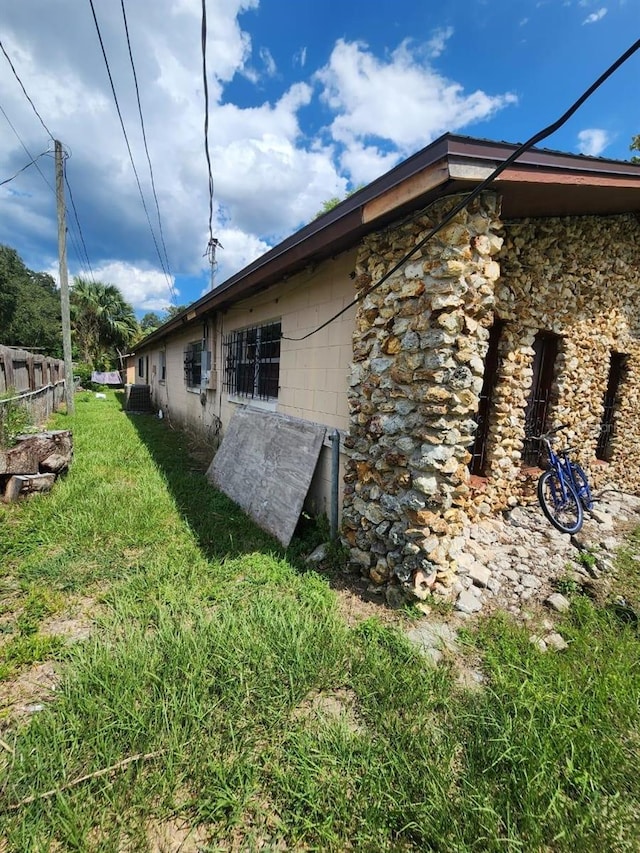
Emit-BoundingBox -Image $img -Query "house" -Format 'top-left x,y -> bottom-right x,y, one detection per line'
129,133 -> 640,598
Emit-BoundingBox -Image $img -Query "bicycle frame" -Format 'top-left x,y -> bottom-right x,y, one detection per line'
540,437 -> 575,504
534,425 -> 594,535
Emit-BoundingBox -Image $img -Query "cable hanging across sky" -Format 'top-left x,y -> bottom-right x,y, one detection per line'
87,0 -> 176,305
282,36 -> 640,343
201,0 -> 223,288
119,0 -> 174,298
0,149 -> 51,187
0,96 -> 93,283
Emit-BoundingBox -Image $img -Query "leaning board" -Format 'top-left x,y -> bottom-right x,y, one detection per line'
206,407 -> 326,547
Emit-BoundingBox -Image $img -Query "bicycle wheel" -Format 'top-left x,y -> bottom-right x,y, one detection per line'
537,469 -> 584,534
569,462 -> 594,511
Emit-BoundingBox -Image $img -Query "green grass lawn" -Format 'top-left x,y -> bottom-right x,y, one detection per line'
1,392 -> 639,851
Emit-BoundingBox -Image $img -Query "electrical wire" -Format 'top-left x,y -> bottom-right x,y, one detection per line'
201,0 -> 218,284
119,0 -> 175,303
87,0 -> 175,302
0,102 -> 94,284
0,149 -> 51,187
64,170 -> 96,283
0,101 -> 55,193
282,36 -> 640,342
0,40 -> 55,142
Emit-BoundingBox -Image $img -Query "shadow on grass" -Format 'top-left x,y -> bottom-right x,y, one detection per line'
118,393 -> 324,568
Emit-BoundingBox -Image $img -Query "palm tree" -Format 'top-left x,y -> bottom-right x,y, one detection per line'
70,278 -> 138,369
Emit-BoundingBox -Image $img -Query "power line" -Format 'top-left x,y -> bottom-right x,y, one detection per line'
0,101 -> 55,194
0,149 -> 51,187
64,168 -> 96,284
119,0 -> 175,303
0,40 -> 55,142
282,36 -> 640,343
201,0 -> 220,288
87,0 -> 175,302
0,103 -> 93,282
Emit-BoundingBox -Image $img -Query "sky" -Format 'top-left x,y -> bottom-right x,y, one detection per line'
0,0 -> 638,316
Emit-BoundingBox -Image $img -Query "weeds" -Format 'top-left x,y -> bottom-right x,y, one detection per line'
0,391 -> 32,448
1,393 -> 639,850
577,549 -> 597,569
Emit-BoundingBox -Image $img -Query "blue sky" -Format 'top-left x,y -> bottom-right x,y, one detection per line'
0,0 -> 638,316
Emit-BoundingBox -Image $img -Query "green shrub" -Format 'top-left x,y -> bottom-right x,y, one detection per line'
0,390 -> 32,447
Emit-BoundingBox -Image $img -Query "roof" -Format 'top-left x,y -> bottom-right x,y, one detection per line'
135,133 -> 640,351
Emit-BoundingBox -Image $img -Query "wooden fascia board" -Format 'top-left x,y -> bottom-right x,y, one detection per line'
449,160 -> 640,191
362,160 -> 449,224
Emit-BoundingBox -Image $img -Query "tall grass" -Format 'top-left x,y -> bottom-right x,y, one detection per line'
1,393 -> 639,851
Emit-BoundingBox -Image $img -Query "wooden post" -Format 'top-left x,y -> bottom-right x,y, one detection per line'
55,140 -> 75,415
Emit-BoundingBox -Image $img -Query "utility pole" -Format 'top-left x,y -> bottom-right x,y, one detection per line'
55,140 -> 74,415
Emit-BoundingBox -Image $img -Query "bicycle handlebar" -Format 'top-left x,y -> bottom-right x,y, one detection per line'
530,423 -> 569,441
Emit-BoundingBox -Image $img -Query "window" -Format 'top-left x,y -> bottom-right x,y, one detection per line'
469,320 -> 503,476
597,352 -> 627,461
184,341 -> 203,388
522,332 -> 559,466
223,321 -> 281,400
137,356 -> 144,379
159,350 -> 166,382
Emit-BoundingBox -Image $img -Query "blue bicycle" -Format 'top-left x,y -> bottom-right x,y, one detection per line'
534,424 -> 594,534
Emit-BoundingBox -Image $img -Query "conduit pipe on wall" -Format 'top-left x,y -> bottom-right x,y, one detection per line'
330,429 -> 341,541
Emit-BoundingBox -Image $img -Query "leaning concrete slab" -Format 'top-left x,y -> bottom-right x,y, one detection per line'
206,407 -> 326,547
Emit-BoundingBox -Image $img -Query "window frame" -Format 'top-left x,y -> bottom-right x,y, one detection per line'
596,351 -> 627,462
222,320 -> 281,402
522,331 -> 559,467
469,319 -> 503,476
184,340 -> 203,389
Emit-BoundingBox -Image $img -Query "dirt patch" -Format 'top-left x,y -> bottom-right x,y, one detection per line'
0,595 -> 99,731
324,570 -> 411,629
40,595 -> 98,643
294,686 -> 366,735
145,817 -> 210,853
0,660 -> 59,729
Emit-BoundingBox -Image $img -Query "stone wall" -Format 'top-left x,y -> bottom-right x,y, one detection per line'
491,213 -> 640,501
343,195 -> 640,600
343,193 -> 504,596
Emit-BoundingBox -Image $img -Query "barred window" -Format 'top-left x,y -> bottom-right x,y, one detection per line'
223,321 -> 281,400
597,352 -> 627,462
184,341 -> 203,388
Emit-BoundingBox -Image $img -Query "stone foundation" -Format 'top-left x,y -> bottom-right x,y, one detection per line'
342,195 -> 640,600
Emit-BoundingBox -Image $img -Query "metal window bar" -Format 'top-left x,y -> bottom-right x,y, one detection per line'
469,320 -> 503,476
184,342 -> 203,387
223,322 -> 281,400
522,333 -> 559,466
596,352 -> 626,461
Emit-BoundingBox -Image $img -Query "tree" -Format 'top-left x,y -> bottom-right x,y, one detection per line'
163,304 -> 187,320
0,245 -> 62,356
314,186 -> 365,220
0,247 -> 21,337
70,278 -> 138,369
631,134 -> 640,164
140,311 -> 163,332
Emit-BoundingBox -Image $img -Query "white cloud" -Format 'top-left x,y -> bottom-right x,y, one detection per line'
426,27 -> 454,59
583,7 -> 607,22
316,39 -> 517,182
259,47 -> 277,76
577,128 -> 611,156
0,2 -> 519,314
87,262 -> 178,312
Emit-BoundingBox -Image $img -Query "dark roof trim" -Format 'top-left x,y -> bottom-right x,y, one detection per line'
135,133 -> 640,351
